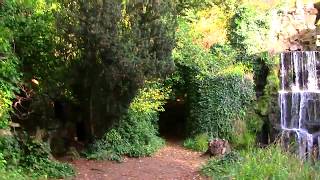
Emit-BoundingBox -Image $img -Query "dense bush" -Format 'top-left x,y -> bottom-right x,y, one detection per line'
4,0 -> 62,84
58,0 -> 177,138
228,4 -> 271,61
186,65 -> 256,141
0,0 -> 73,134
173,19 -> 262,149
0,5 -> 20,129
201,151 -> 240,178
0,0 -> 68,105
0,140 -> 26,180
201,145 -> 320,179
19,135 -> 74,178
232,110 -> 263,149
173,20 -> 219,73
0,1 -> 75,178
0,40 -> 19,129
86,81 -> 170,161
0,135 -> 74,179
0,163 -> 26,180
181,63 -> 263,149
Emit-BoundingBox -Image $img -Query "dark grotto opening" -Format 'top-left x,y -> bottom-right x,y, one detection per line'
254,58 -> 269,98
76,120 -> 87,142
159,99 -> 187,141
259,119 -> 271,145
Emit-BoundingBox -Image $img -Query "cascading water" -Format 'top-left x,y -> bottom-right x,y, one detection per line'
280,51 -> 320,159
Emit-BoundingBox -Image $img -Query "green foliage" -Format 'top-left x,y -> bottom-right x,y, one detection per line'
1,0 -> 65,92
0,4 -> 21,129
0,2 -> 75,177
231,110 -> 264,149
0,151 -> 26,180
183,133 -> 209,152
228,4 -> 271,62
201,146 -> 320,179
201,151 -> 240,178
211,0 -> 239,11
0,0 -> 72,131
57,0 -> 177,135
0,168 -> 27,180
210,43 -> 237,66
257,55 -> 280,116
186,65 -> 255,140
86,81 -> 170,161
172,19 -> 259,145
176,0 -> 212,13
0,135 -> 74,179
173,20 -> 219,74
19,135 -> 74,178
0,136 -> 22,168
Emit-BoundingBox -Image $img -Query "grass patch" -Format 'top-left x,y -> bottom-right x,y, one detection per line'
183,133 -> 209,152
201,145 -> 320,179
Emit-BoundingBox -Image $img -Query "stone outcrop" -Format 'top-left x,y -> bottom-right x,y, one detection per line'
270,2 -> 319,52
207,138 -> 231,157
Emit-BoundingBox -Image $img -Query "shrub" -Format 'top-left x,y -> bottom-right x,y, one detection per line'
201,145 -> 320,179
0,136 -> 22,168
201,151 -> 240,178
173,20 -> 219,74
18,135 -> 74,178
0,135 -> 74,179
191,5 -> 234,48
186,64 -> 256,141
0,168 -> 26,180
86,81 -> 170,161
0,152 -> 26,180
173,18 -> 261,146
0,12 -> 20,129
183,133 -> 209,152
228,4 -> 271,61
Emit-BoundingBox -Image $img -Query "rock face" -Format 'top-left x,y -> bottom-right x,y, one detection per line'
265,1 -> 320,144
207,138 -> 231,157
270,2 -> 320,52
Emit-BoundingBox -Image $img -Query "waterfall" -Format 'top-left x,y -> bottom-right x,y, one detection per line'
280,51 -> 320,159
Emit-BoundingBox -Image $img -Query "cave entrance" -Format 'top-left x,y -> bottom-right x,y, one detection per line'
159,99 -> 187,141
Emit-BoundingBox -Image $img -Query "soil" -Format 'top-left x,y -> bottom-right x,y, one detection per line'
65,140 -> 209,180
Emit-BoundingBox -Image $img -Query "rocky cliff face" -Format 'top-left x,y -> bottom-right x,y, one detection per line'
270,3 -> 319,52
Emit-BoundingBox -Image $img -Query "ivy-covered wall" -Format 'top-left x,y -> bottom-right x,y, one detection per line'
171,18 -> 264,149
186,66 -> 257,142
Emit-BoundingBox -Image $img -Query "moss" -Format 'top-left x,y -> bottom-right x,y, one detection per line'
256,57 -> 280,116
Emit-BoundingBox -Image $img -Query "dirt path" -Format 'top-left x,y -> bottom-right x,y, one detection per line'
68,141 -> 209,180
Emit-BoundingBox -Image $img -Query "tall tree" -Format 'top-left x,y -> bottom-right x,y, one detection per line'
58,0 -> 177,138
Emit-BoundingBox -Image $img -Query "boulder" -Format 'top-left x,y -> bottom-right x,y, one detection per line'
207,138 -> 231,157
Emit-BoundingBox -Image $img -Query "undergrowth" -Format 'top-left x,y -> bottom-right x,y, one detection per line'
85,81 -> 170,161
201,145 -> 320,179
0,135 -> 74,179
183,133 -> 209,152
